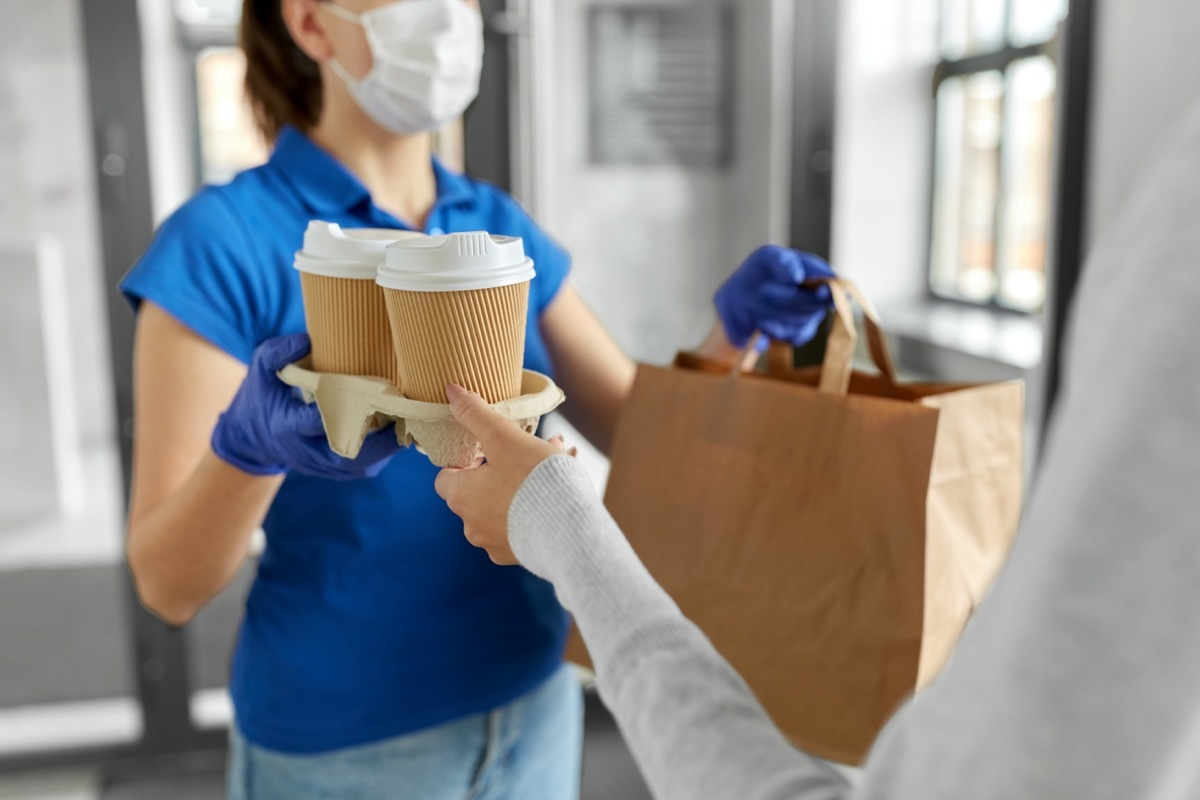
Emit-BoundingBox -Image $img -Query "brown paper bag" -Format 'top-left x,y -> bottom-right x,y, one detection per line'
567,279 -> 1024,765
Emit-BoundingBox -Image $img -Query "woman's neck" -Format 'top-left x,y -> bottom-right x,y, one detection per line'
308,100 -> 438,231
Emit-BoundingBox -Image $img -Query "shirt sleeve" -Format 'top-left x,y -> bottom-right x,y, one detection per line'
525,226 -> 572,316
119,188 -> 266,364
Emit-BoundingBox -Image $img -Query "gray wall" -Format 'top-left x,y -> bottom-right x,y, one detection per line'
1084,0 -> 1200,253
0,0 -> 114,448
831,0 -> 939,305
541,0 -> 795,365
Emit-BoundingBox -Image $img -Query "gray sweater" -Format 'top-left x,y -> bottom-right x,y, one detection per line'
508,101 -> 1200,800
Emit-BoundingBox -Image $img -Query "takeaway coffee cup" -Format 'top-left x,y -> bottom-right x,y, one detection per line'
376,232 -> 535,404
293,222 -> 423,383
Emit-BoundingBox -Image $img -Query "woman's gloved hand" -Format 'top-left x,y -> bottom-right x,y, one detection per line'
211,333 -> 401,481
714,245 -> 837,349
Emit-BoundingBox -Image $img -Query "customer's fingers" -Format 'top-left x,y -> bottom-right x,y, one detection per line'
434,464 -> 471,506
446,384 -> 522,457
463,527 -> 518,566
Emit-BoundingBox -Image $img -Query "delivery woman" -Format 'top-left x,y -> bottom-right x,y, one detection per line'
120,0 -> 834,797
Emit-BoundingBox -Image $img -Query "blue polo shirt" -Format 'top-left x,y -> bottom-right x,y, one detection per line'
121,126 -> 571,754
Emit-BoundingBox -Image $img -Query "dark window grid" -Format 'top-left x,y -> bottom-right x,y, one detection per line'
927,0 -> 1060,314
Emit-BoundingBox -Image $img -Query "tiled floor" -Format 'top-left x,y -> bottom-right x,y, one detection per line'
0,771 -> 96,800
0,771 -> 230,800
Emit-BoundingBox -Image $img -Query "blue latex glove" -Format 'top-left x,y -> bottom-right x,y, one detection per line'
211,333 -> 401,481
714,245 -> 837,349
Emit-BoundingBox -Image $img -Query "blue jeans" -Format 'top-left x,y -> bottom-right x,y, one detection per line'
227,666 -> 583,800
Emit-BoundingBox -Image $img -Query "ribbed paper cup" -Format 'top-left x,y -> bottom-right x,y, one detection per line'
378,232 -> 536,404
383,282 -> 529,403
294,222 -> 422,384
300,272 -> 398,384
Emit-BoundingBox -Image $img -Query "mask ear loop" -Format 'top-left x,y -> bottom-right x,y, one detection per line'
327,57 -> 360,89
320,2 -> 365,89
322,1 -> 363,25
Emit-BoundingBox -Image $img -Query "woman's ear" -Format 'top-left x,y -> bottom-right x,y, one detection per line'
281,0 -> 335,63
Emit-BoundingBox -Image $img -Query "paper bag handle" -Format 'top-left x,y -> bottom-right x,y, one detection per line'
768,277 -> 898,396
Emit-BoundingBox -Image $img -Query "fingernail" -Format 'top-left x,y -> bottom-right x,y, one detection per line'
445,384 -> 467,401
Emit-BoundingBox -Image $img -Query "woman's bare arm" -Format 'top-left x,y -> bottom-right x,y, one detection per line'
539,286 -> 637,455
126,303 -> 283,626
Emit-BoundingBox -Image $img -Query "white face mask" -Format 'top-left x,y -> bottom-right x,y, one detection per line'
323,0 -> 484,136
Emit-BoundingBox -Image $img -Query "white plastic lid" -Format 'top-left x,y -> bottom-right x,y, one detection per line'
376,232 -> 536,292
293,221 -> 422,279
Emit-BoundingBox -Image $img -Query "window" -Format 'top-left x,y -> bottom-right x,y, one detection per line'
929,0 -> 1066,312
175,0 -> 241,28
195,47 -> 270,184
176,3 -> 269,184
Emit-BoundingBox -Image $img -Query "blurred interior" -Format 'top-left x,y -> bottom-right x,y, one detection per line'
0,0 -> 1197,796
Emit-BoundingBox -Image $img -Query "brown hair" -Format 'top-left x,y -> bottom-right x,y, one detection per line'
240,0 -> 324,142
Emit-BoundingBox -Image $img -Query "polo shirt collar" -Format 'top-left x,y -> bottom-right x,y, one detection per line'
431,155 -> 476,209
271,125 -> 477,216
271,125 -> 371,214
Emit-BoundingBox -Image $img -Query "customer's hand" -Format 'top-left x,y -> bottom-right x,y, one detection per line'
435,385 -> 571,565
211,333 -> 401,480
714,245 -> 837,348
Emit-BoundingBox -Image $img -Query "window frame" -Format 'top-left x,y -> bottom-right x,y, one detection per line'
927,1 -> 1064,314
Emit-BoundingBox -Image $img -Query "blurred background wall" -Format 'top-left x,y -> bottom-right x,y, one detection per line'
0,0 -> 113,449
